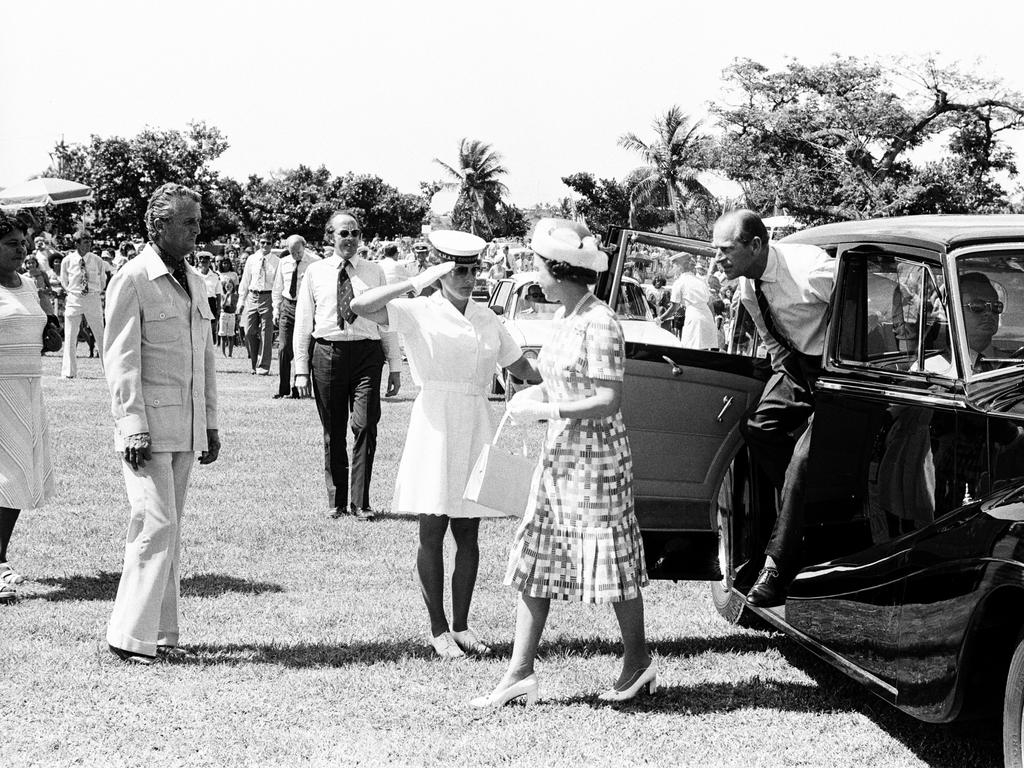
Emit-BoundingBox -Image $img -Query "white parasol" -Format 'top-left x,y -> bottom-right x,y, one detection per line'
0,177 -> 93,209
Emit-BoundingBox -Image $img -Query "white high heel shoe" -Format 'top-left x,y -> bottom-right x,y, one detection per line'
470,675 -> 540,708
597,663 -> 658,702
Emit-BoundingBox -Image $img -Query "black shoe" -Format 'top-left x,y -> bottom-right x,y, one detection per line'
327,507 -> 348,519
352,506 -> 376,522
746,567 -> 786,608
272,393 -> 285,399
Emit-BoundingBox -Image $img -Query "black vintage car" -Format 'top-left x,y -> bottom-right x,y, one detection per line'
597,215 -> 1024,766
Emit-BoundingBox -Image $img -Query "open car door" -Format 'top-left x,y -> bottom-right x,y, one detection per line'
596,228 -> 770,580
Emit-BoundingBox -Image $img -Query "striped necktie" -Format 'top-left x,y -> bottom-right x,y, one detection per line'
337,262 -> 356,328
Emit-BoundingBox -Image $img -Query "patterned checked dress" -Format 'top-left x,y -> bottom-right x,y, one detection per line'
505,294 -> 648,603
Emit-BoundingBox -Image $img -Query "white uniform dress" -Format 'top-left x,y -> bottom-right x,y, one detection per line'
386,292 -> 522,518
671,272 -> 718,349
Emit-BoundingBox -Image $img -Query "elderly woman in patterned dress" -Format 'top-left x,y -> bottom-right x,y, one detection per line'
471,219 -> 653,708
0,210 -> 56,604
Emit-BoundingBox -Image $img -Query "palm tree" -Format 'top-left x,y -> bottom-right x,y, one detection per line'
433,138 -> 510,237
618,107 -> 717,235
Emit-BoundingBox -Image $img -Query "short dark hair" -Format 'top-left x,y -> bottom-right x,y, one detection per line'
960,272 -> 997,296
384,244 -> 398,257
653,275 -> 666,288
540,256 -> 597,286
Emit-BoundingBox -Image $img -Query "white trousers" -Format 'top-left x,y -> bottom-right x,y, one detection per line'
107,451 -> 193,656
62,294 -> 105,378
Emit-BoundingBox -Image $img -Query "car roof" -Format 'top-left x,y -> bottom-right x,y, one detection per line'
783,215 -> 1024,252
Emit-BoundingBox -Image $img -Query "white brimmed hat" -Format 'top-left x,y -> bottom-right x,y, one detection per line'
529,218 -> 607,272
427,230 -> 486,264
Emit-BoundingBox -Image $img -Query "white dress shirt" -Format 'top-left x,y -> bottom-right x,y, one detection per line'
292,253 -> 401,375
59,251 -> 110,296
738,242 -> 835,360
237,249 -> 280,306
272,250 -> 321,316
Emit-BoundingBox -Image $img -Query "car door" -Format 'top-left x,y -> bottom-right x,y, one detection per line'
784,244 -> 958,693
598,228 -> 769,580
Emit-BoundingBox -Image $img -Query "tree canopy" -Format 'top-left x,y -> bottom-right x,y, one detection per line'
712,56 -> 1024,223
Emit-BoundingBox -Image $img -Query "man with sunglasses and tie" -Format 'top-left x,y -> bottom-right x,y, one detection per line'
293,211 -> 402,521
711,209 -> 835,608
58,229 -> 110,379
272,234 -> 320,399
926,272 -> 1004,376
237,232 -> 280,375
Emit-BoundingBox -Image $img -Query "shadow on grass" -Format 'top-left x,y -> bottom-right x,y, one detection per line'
32,571 -> 284,602
773,642 -> 1002,768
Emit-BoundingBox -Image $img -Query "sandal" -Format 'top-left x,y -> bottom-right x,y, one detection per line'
0,582 -> 16,604
451,627 -> 492,656
0,563 -> 24,586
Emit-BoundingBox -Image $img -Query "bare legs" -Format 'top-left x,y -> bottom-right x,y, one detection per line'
495,591 -> 651,692
417,515 -> 480,636
0,507 -> 20,563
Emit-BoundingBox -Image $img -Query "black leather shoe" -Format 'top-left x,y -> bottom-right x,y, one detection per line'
746,567 -> 786,608
327,507 -> 348,519
352,506 -> 376,522
109,644 -> 156,665
272,393 -> 285,399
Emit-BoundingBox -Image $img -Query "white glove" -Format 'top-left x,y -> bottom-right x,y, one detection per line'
507,391 -> 560,422
509,385 -> 546,405
409,261 -> 456,294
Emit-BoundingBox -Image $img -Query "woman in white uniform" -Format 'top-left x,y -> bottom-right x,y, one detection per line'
668,252 -> 719,349
351,230 -> 537,658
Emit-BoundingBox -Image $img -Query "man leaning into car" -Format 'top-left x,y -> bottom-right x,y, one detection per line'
712,209 -> 835,608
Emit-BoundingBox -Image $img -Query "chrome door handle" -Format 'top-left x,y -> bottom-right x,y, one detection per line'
661,355 -> 683,377
716,396 -> 735,422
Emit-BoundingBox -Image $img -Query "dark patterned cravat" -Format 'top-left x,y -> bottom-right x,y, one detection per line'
337,262 -> 356,328
754,279 -> 794,353
80,256 -> 89,294
172,261 -> 192,300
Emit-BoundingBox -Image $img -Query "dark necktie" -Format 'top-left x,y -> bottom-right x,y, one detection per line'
337,262 -> 356,328
172,262 -> 192,300
80,256 -> 89,294
754,279 -> 794,353
289,259 -> 300,299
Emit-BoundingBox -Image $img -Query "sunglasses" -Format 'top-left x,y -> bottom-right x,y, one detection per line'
452,265 -> 482,277
335,229 -> 360,238
965,300 -> 1004,315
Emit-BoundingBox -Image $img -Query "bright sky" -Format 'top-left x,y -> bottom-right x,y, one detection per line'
4,0 -> 1024,206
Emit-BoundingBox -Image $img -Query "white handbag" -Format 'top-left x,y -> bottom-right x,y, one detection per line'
463,412 -> 537,517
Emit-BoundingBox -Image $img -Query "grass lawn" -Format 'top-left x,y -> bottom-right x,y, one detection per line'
0,350 -> 1005,767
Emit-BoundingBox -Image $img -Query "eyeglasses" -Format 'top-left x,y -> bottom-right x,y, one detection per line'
452,265 -> 482,276
335,229 -> 360,238
965,300 -> 1004,315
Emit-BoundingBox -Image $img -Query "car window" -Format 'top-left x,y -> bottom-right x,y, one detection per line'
514,284 -> 558,319
834,250 -> 950,376
954,250 -> 1024,374
491,280 -> 514,311
618,282 -> 655,321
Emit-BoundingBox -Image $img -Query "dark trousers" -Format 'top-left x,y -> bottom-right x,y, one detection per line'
277,299 -> 297,397
310,338 -> 384,510
739,352 -> 822,573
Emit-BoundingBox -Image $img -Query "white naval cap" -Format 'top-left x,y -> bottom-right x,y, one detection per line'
427,230 -> 487,264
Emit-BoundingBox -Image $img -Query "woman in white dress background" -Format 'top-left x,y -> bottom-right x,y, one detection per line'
0,210 -> 55,603
668,251 -> 719,350
351,230 -> 537,658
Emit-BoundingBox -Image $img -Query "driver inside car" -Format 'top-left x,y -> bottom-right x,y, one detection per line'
925,272 -> 1002,375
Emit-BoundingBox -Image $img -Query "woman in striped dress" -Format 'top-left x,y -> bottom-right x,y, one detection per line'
471,219 -> 653,708
0,210 -> 55,604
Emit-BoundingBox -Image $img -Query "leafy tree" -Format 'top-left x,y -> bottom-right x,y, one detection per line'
434,138 -> 510,237
561,172 -> 672,236
618,107 -> 718,235
712,56 -> 1024,222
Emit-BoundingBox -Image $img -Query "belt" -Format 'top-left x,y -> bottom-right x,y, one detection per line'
251,290 -> 271,295
314,337 -> 380,346
419,380 -> 486,396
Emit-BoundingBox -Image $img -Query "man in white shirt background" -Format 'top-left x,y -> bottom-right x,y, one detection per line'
59,229 -> 110,378
237,232 -> 280,375
272,234 -> 320,399
293,211 -> 402,521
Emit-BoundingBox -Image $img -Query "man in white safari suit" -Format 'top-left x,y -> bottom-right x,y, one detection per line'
103,182 -> 220,664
